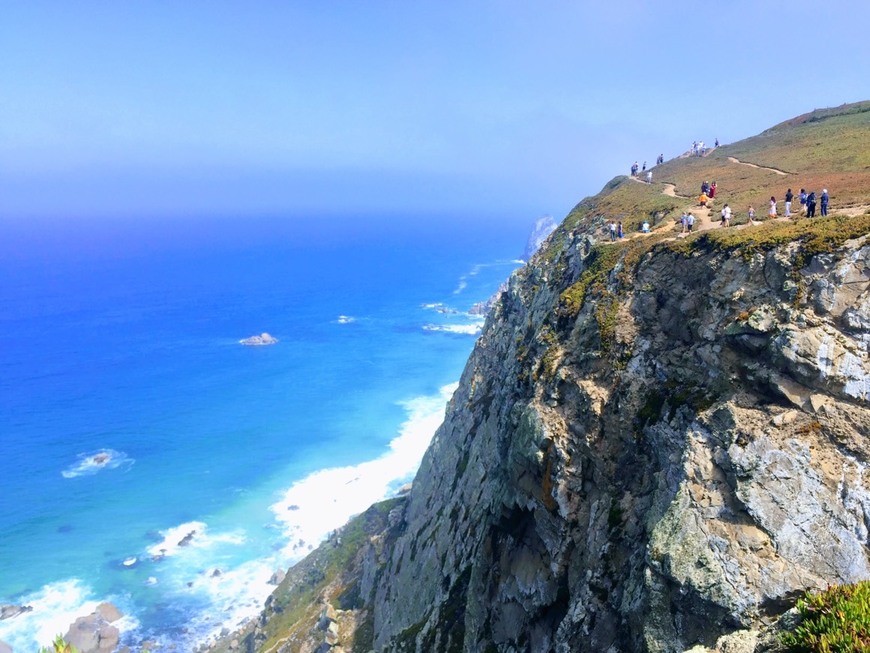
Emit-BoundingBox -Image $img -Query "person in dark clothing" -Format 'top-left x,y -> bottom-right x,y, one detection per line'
701,181 -> 709,195
821,189 -> 829,216
785,188 -> 793,217
799,188 -> 807,214
806,191 -> 817,218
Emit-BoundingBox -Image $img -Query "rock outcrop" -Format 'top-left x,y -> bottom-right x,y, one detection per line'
65,602 -> 123,653
359,220 -> 870,652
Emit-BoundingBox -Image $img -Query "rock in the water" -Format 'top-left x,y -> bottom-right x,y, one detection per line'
0,639 -> 13,653
240,332 -> 278,346
65,603 -> 122,653
0,604 -> 32,620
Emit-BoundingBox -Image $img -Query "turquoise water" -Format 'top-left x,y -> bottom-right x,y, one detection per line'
0,213 -> 528,650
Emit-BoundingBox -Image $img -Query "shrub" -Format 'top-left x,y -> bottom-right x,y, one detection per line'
39,636 -> 79,653
781,581 -> 870,652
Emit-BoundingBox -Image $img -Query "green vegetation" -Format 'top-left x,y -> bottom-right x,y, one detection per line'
781,581 -> 870,652
558,244 -> 621,318
665,213 -> 870,264
38,637 -> 78,653
246,497 -> 404,652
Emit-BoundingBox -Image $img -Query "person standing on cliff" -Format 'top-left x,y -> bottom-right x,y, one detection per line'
769,196 -> 777,218
631,162 -> 638,177
709,181 -> 717,199
617,221 -> 624,239
821,189 -> 829,216
785,188 -> 793,217
646,170 -> 653,184
687,213 -> 695,232
720,204 -> 732,227
806,191 -> 817,218
609,220 -> 617,241
748,205 -> 756,223
799,188 -> 807,214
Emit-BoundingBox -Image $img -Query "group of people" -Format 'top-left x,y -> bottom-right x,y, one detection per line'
690,138 -> 719,157
608,220 -> 625,240
630,161 -> 654,183
769,188 -> 829,219
679,212 -> 697,232
698,180 -> 717,207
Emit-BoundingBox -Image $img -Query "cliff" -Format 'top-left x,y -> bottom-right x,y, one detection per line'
210,102 -> 870,653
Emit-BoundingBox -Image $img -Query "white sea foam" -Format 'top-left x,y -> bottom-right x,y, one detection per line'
11,385 -> 457,652
61,448 -> 133,478
335,315 -> 356,324
146,521 -> 245,560
422,322 -> 483,335
270,383 -> 456,559
0,579 -> 135,652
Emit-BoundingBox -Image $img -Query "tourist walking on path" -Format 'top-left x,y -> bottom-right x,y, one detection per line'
821,189 -> 829,216
617,221 -> 624,239
631,162 -> 638,177
748,206 -> 756,223
709,181 -> 717,199
720,204 -> 732,227
680,212 -> 688,233
785,188 -> 793,217
646,170 -> 652,184
687,213 -> 695,232
769,197 -> 777,218
699,192 -> 709,207
799,188 -> 807,215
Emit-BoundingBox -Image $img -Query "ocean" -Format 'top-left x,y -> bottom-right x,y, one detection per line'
0,212 -> 529,651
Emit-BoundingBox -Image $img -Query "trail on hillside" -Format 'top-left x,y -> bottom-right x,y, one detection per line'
727,156 -> 789,176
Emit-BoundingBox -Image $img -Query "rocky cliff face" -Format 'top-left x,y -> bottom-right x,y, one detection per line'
363,217 -> 870,652
209,103 -> 870,653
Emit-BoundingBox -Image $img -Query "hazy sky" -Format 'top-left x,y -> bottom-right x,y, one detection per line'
2,1 -> 869,223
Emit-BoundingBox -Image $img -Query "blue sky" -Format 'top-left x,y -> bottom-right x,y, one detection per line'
2,1 -> 869,223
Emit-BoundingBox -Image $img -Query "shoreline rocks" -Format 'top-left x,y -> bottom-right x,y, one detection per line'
0,604 -> 32,620
65,602 -> 122,653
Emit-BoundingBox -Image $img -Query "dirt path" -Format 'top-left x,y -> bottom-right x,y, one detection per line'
727,156 -> 789,176
836,204 -> 870,217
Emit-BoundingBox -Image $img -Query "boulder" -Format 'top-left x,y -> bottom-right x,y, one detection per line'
65,603 -> 123,653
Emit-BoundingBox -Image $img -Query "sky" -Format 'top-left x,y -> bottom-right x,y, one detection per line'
2,1 -> 869,224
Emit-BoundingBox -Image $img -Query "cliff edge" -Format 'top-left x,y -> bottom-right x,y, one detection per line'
210,101 -> 870,653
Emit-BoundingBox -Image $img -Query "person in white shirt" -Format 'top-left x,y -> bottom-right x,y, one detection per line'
720,204 -> 732,227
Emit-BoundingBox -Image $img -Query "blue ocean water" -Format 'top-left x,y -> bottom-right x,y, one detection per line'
0,213 -> 528,650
